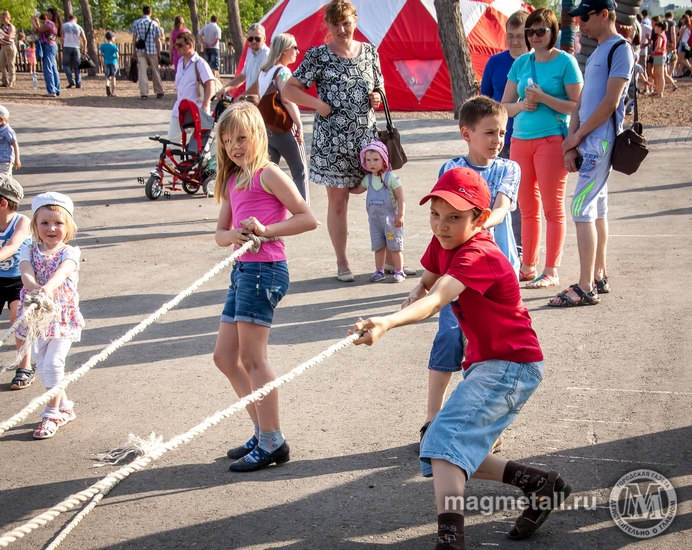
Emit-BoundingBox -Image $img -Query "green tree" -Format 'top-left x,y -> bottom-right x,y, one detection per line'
238,0 -> 275,30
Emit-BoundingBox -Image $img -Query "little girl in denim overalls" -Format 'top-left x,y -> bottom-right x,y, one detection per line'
357,142 -> 406,283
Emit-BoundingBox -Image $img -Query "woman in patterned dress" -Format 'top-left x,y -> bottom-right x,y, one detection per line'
284,0 -> 383,282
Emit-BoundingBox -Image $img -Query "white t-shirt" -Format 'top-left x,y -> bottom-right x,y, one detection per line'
199,23 -> 221,49
240,45 -> 269,88
62,21 -> 84,49
174,52 -> 214,116
257,65 -> 290,98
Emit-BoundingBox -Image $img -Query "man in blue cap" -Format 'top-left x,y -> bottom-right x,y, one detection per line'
551,0 -> 634,307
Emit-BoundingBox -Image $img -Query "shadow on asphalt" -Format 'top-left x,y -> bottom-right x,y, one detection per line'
1,428 -> 689,548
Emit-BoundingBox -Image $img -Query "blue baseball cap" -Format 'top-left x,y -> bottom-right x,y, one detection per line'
569,0 -> 616,17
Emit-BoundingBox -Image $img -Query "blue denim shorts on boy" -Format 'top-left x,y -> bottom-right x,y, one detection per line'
204,48 -> 220,70
0,276 -> 22,314
419,359 -> 543,478
428,303 -> 463,372
571,133 -> 613,222
104,64 -> 119,78
221,261 -> 289,327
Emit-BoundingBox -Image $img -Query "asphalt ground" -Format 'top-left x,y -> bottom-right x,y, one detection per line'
0,102 -> 690,549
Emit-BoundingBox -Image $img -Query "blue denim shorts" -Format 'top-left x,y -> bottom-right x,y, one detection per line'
221,261 -> 289,327
428,303 -> 463,372
420,359 -> 543,478
205,48 -> 220,70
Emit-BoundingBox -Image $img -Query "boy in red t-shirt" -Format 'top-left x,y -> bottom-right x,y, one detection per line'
353,167 -> 572,549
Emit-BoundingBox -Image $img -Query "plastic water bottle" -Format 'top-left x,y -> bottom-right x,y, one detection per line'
32,73 -> 38,90
527,78 -> 535,88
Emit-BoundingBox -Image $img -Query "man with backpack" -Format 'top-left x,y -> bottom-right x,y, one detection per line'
130,5 -> 164,100
552,0 -> 634,308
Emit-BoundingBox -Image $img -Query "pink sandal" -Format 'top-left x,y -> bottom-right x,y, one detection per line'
519,269 -> 537,282
34,417 -> 62,439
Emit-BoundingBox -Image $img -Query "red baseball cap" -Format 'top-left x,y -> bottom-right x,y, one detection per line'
419,167 -> 491,211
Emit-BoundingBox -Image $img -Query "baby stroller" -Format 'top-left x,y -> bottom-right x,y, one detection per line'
141,99 -> 229,200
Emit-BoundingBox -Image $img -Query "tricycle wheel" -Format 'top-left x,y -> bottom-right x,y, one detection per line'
202,171 -> 216,197
145,175 -> 163,200
182,181 -> 200,195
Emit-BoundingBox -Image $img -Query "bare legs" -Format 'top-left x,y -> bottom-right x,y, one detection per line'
213,321 -> 279,431
325,186 -> 351,275
426,370 -> 453,424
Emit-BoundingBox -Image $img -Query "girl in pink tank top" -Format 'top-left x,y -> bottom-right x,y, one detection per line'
212,102 -> 317,472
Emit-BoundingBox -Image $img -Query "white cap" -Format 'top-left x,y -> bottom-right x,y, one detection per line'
31,192 -> 74,217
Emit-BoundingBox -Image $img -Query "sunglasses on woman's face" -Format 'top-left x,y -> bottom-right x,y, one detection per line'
525,27 -> 551,38
580,11 -> 598,22
247,36 -> 262,42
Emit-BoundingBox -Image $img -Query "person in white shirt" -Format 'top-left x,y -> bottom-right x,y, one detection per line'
199,15 -> 222,77
61,14 -> 86,89
217,22 -> 269,97
168,31 -> 214,142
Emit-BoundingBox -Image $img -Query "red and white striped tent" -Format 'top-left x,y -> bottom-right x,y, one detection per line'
237,0 -> 528,111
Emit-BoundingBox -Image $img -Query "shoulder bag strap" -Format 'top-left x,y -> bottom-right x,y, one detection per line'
607,40 -> 628,137
265,66 -> 284,99
383,171 -> 390,189
374,89 -> 394,132
530,53 -> 537,85
144,19 -> 153,42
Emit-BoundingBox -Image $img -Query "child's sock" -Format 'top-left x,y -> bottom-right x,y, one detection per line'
502,460 -> 548,493
253,421 -> 260,440
41,406 -> 60,419
59,399 -> 74,411
258,429 -> 285,453
435,513 -> 465,550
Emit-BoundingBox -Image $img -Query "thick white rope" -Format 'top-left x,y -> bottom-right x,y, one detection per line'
0,331 -> 362,548
0,236 -> 280,437
0,303 -> 37,350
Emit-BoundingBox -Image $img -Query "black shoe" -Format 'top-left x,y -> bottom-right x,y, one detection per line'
226,435 -> 258,459
229,441 -> 290,472
76,84 -> 81,88
56,91 -> 60,96
106,84 -> 111,96
67,83 -> 74,89
156,93 -> 164,99
508,471 -> 572,540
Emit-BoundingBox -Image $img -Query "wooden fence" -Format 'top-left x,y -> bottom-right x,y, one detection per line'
14,42 -> 237,76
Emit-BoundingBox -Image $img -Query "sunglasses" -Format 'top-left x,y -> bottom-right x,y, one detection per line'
580,11 -> 599,22
175,42 -> 186,48
525,27 -> 551,37
247,36 -> 262,43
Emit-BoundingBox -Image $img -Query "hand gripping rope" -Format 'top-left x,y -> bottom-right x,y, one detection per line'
0,331 -> 363,548
0,235 -> 280,437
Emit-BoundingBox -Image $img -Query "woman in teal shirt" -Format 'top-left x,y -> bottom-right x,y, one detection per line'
502,8 -> 582,288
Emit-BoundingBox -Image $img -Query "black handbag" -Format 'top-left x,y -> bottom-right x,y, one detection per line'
374,89 -> 407,170
607,41 -> 649,175
78,53 -> 96,70
128,58 -> 138,83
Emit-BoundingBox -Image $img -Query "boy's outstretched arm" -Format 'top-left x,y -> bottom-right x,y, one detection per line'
353,274 -> 466,346
401,269 -> 440,308
482,192 -> 511,230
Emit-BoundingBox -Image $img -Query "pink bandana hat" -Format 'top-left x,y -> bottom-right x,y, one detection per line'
360,141 -> 390,172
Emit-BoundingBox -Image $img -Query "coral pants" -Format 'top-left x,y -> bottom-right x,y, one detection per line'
510,135 -> 567,268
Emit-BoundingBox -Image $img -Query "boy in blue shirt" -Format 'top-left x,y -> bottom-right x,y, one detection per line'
480,10 -> 529,252
99,32 -> 120,97
416,96 -> 520,445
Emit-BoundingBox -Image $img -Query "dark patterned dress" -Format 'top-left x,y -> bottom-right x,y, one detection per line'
292,43 -> 384,188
